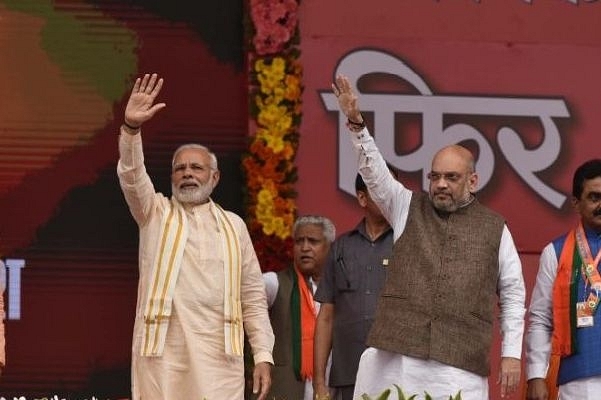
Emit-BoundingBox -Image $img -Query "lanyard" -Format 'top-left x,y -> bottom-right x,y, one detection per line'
576,223 -> 601,313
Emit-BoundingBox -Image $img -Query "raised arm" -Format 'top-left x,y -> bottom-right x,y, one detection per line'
117,73 -> 167,224
331,74 -> 412,239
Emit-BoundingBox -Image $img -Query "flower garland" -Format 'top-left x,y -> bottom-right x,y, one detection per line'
243,0 -> 302,272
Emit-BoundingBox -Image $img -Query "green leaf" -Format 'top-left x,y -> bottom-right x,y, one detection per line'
365,385 -> 461,399
393,384 -> 406,400
360,389 -> 392,400
375,388 -> 391,400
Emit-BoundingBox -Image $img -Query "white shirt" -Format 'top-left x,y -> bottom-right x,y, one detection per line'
525,242 -> 556,380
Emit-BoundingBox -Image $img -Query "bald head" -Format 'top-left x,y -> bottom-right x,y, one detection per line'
431,145 -> 475,174
428,145 -> 478,213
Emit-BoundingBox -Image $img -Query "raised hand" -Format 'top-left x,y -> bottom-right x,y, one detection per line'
124,73 -> 166,129
332,74 -> 363,123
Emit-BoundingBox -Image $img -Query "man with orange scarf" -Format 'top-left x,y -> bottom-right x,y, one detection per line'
527,159 -> 601,400
263,215 -> 335,400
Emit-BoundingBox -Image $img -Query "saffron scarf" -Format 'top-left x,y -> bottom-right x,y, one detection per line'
141,199 -> 243,357
551,228 -> 581,357
291,267 -> 316,381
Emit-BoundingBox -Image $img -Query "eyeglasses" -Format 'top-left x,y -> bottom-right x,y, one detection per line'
427,172 -> 464,183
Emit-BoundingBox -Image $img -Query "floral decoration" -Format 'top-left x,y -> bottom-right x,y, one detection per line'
243,0 -> 302,272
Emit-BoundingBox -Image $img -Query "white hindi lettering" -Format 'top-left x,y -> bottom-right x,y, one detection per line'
320,49 -> 570,208
1,259 -> 24,320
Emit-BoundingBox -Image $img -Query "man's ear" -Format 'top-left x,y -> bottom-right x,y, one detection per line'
467,172 -> 478,193
211,169 -> 221,188
571,195 -> 579,210
356,190 -> 368,207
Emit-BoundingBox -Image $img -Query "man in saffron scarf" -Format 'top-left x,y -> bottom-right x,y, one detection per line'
263,215 -> 335,400
332,75 -> 526,400
117,73 -> 274,400
527,159 -> 601,400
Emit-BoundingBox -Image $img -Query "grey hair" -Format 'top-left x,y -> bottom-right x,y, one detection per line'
293,215 -> 336,243
172,143 -> 218,170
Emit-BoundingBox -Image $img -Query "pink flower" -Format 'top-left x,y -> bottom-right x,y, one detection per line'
250,0 -> 299,55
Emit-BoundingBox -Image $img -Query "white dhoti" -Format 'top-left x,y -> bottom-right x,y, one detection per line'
353,347 -> 489,400
559,376 -> 601,400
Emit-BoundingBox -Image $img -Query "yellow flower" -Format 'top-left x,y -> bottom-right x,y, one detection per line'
245,0 -> 302,270
271,57 -> 286,75
257,104 -> 288,128
271,217 -> 289,239
265,135 -> 285,153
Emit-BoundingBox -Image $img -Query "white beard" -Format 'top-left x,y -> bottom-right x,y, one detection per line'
172,180 -> 214,205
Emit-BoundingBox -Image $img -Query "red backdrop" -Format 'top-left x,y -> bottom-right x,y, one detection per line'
1,0 -> 600,398
295,2 -> 601,399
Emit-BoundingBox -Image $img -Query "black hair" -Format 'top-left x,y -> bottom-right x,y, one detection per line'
573,159 -> 601,199
355,173 -> 367,193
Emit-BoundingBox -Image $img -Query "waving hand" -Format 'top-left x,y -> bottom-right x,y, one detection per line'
124,73 -> 166,129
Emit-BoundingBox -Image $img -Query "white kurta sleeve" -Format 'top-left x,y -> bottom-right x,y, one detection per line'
262,271 -> 279,308
237,219 -> 275,365
526,242 -> 557,380
498,225 -> 527,359
350,128 -> 412,241
117,130 -> 157,225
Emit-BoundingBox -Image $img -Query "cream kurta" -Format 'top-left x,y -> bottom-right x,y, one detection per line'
117,130 -> 274,400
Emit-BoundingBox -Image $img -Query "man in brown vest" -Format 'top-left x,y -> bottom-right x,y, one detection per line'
330,75 -> 526,400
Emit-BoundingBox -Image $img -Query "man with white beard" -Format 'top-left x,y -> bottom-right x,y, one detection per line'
117,73 -> 274,400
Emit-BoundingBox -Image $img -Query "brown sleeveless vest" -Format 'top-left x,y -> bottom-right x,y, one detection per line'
367,193 -> 504,376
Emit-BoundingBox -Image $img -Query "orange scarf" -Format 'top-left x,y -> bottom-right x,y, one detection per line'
551,229 -> 579,357
293,267 -> 316,380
